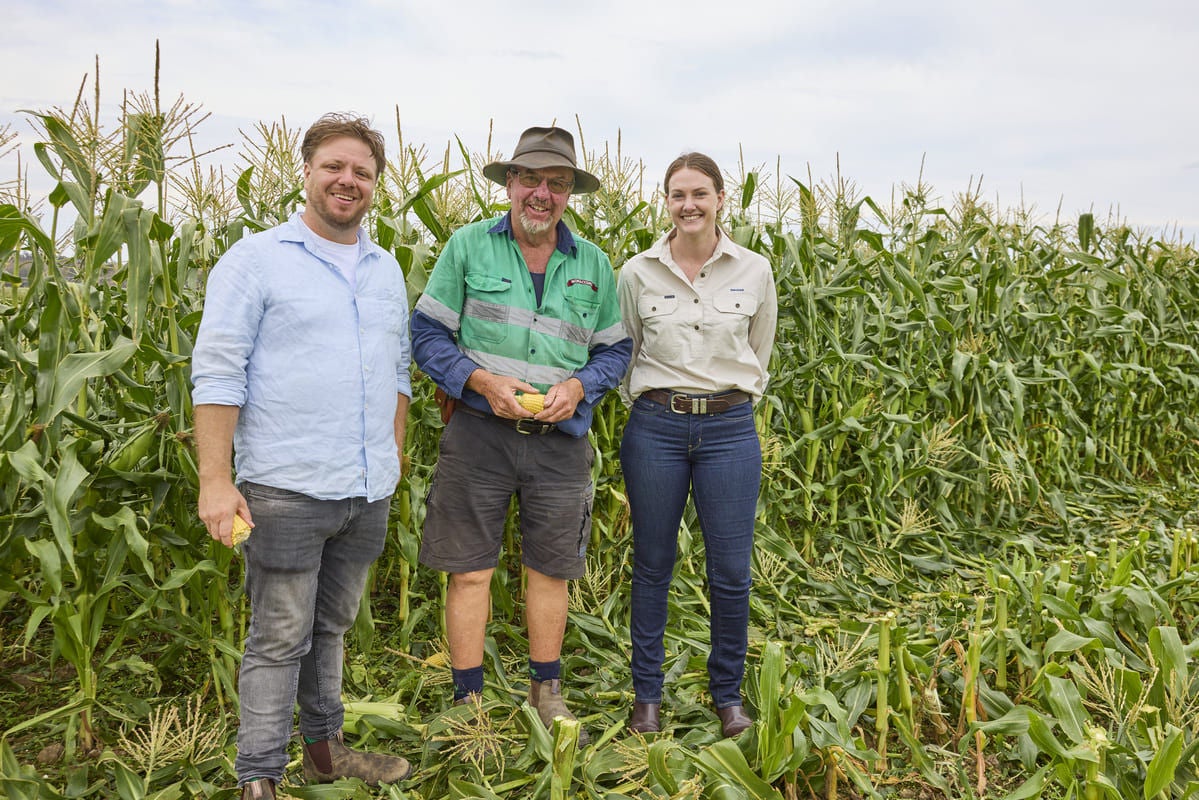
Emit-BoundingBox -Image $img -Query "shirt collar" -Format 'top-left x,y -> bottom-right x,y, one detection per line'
649,227 -> 733,265
281,212 -> 384,260
489,212 -> 578,256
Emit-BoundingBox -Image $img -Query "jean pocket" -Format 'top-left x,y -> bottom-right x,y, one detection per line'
633,395 -> 667,415
239,481 -> 304,501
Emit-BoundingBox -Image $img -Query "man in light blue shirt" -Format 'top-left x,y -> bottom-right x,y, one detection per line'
192,114 -> 412,799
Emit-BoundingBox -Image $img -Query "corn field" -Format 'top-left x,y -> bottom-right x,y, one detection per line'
1,67 -> 1198,800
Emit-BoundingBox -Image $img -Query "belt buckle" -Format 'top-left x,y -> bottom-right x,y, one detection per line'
668,394 -> 707,414
515,418 -> 546,435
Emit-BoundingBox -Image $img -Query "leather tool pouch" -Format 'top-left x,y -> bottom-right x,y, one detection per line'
433,387 -> 458,425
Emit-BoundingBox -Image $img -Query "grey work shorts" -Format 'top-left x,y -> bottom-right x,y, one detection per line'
418,409 -> 595,580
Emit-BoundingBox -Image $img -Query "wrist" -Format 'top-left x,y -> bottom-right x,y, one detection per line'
199,470 -> 234,486
464,368 -> 487,393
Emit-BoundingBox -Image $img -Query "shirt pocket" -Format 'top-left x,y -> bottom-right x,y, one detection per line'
710,289 -> 757,353
354,291 -> 408,379
358,289 -> 408,336
636,294 -> 681,360
712,289 -> 757,317
564,280 -> 601,329
462,272 -> 515,344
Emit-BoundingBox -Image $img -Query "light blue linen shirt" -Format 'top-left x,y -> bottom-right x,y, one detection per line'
191,213 -> 412,502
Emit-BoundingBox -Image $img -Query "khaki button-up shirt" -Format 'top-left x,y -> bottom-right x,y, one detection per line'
618,229 -> 777,402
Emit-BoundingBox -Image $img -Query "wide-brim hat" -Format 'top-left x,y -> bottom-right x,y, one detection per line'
481,126 -> 600,194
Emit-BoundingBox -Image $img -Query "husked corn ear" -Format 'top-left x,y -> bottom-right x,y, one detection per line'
231,514 -> 252,546
517,393 -> 545,413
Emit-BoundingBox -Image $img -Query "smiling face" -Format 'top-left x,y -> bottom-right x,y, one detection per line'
301,135 -> 378,244
506,166 -> 573,240
665,166 -> 724,237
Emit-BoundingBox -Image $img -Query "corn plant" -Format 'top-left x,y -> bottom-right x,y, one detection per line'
2,52 -> 1199,800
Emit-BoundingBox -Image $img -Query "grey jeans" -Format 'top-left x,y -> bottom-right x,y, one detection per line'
234,482 -> 388,785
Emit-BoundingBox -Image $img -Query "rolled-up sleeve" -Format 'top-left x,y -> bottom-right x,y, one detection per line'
394,290 -> 413,399
192,242 -> 264,407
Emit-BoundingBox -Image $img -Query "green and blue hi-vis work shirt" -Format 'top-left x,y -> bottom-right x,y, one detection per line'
411,214 -> 631,438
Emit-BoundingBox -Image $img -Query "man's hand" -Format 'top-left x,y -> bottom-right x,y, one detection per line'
194,404 -> 248,547
536,377 -> 585,423
466,370 -> 539,419
199,479 -> 252,548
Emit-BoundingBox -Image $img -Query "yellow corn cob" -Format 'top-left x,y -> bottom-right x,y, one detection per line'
231,514 -> 252,546
517,393 -> 545,413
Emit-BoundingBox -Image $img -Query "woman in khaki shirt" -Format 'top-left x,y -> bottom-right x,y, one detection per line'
618,153 -> 778,738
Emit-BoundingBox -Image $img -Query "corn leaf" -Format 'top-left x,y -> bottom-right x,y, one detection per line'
689,739 -> 783,800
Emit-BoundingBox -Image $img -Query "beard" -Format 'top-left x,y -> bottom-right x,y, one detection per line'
307,190 -> 368,237
518,211 -> 555,237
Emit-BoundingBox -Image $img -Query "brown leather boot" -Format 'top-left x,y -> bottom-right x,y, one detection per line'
240,778 -> 275,799
301,731 -> 411,785
629,702 -> 661,733
528,679 -> 590,745
716,704 -> 754,738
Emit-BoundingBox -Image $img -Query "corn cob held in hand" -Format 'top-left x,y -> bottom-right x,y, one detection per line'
517,393 -> 545,414
231,514 -> 253,546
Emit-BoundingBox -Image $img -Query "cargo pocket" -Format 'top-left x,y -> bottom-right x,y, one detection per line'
576,484 -> 595,558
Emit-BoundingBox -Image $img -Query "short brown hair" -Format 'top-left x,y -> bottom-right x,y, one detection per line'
301,113 -> 386,180
663,152 -> 724,194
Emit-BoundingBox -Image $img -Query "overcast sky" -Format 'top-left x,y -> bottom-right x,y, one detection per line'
2,0 -> 1196,239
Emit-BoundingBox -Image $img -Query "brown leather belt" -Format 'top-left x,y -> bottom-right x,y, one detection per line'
641,389 -> 752,415
457,404 -> 559,435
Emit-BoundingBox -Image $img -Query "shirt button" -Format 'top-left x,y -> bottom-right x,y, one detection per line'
694,325 -> 700,330
530,348 -> 537,354
693,298 -> 699,304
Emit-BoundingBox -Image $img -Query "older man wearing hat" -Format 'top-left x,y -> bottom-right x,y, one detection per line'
410,126 -> 631,742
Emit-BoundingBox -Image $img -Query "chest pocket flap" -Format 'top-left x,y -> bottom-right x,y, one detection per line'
713,290 -> 757,316
465,273 -> 512,294
637,294 -> 679,319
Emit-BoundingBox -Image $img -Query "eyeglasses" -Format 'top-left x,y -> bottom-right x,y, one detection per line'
510,169 -> 574,195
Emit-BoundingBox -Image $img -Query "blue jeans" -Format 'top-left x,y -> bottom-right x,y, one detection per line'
620,396 -> 761,708
235,482 -> 388,784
